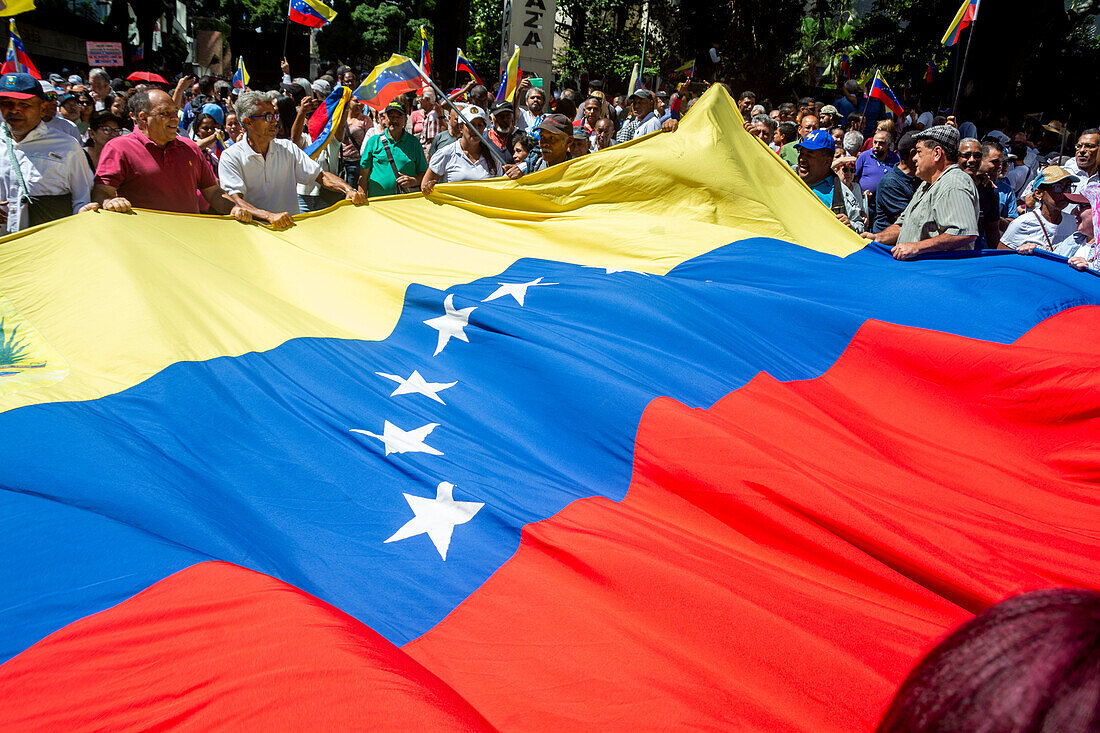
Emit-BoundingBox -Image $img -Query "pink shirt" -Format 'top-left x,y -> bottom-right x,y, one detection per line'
95,129 -> 217,214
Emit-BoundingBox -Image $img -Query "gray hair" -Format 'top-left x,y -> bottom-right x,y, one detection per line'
751,113 -> 777,133
843,130 -> 864,155
90,68 -> 110,84
960,136 -> 980,147
421,87 -> 436,102
844,79 -> 860,94
235,90 -> 274,121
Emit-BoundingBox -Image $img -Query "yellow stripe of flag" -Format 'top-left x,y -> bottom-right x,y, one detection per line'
0,87 -> 863,413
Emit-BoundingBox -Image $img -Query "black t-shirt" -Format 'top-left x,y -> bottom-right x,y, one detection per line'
975,181 -> 999,249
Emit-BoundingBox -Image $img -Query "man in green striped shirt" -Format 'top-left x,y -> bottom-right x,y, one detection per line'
863,125 -> 979,260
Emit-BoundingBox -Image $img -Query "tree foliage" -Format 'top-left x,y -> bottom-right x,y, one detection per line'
851,0 -> 1100,122
317,0 -> 433,70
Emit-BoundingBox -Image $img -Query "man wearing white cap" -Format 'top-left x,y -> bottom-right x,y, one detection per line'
39,82 -> 81,143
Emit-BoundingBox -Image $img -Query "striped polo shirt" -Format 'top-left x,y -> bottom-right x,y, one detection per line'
894,165 -> 979,247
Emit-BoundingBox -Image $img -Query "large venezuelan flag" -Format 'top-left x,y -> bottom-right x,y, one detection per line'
0,87 -> 1098,730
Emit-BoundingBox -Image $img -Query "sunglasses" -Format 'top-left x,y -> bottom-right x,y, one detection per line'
959,151 -> 982,159
1044,183 -> 1069,194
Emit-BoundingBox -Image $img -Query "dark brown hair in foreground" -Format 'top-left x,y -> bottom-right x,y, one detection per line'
877,588 -> 1100,732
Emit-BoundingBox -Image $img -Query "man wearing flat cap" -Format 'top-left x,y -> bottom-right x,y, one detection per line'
863,124 -> 979,260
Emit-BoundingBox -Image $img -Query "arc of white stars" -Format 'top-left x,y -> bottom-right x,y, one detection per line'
482,277 -> 558,306
385,481 -> 484,560
351,421 -> 442,456
424,294 -> 476,356
375,370 -> 457,405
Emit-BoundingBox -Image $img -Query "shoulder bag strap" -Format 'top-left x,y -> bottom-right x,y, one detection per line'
1034,210 -> 1054,251
379,133 -> 408,194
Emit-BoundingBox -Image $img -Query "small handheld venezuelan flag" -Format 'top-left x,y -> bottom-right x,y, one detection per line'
288,0 -> 336,28
419,27 -> 431,81
0,19 -> 38,79
232,56 -> 249,90
942,0 -> 979,47
924,59 -> 934,84
868,70 -> 904,117
839,53 -> 851,79
494,45 -> 520,103
304,85 -> 352,159
456,48 -> 482,86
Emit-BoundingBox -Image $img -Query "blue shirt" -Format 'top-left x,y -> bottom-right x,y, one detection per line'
995,178 -> 1018,220
809,176 -> 834,208
833,95 -> 861,120
855,149 -> 900,197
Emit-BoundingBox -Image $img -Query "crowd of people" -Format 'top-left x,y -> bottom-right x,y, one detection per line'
0,61 -> 1096,272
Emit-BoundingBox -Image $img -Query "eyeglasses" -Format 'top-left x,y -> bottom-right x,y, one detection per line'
249,112 -> 279,123
1045,183 -> 1069,194
98,126 -> 122,137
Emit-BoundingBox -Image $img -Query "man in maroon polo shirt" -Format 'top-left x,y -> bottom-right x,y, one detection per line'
90,88 -> 249,221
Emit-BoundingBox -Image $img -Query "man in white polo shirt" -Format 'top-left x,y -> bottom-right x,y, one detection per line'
219,90 -> 365,230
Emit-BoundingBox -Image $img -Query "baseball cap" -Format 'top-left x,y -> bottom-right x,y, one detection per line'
459,103 -> 488,125
312,78 -> 332,97
383,100 -> 406,116
572,126 -> 589,140
629,88 -> 654,100
820,104 -> 838,115
39,81 -> 58,99
913,124 -> 960,153
67,74 -> 83,85
0,72 -> 46,100
795,128 -> 836,152
489,100 -> 513,116
48,73 -> 64,85
537,113 -> 573,137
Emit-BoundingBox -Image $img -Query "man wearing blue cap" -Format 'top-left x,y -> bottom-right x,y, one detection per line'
796,128 -> 864,233
0,72 -> 92,233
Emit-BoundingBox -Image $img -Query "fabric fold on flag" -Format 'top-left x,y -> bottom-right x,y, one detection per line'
0,0 -> 34,17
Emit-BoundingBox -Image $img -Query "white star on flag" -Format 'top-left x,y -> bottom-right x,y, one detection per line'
385,481 -> 484,560
375,370 -> 457,405
424,294 -> 476,356
482,277 -> 557,306
602,267 -> 650,275
351,421 -> 443,456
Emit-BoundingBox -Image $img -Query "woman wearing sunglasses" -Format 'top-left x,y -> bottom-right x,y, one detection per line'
1000,166 -> 1087,251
